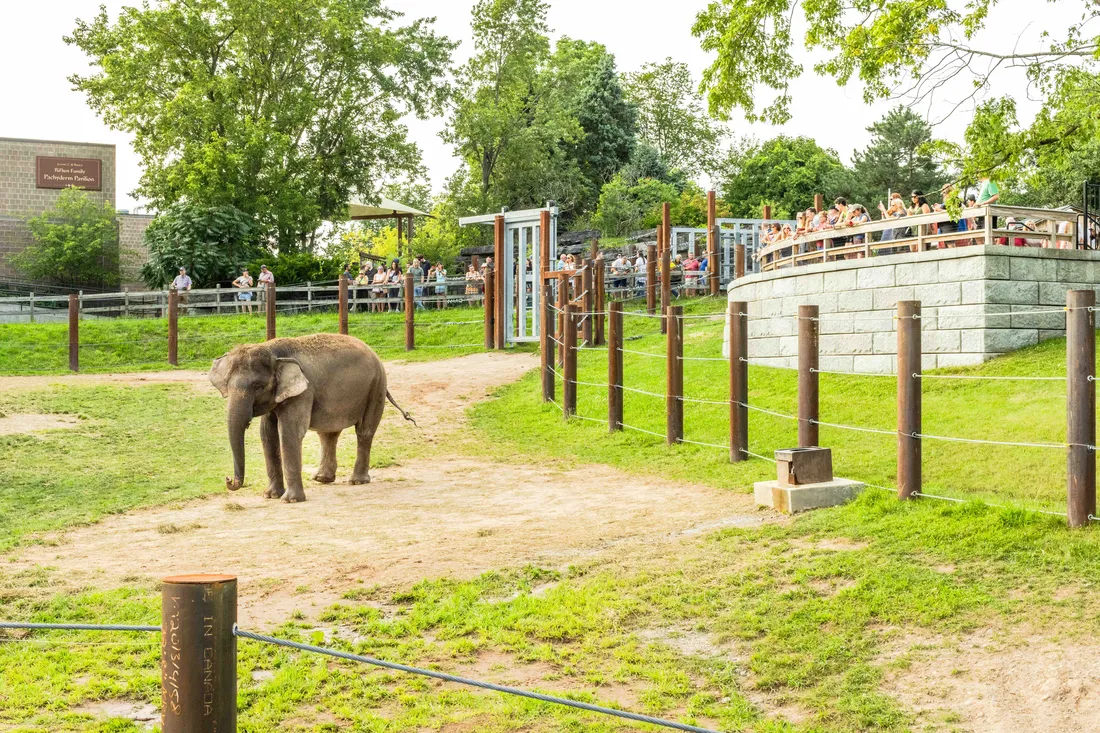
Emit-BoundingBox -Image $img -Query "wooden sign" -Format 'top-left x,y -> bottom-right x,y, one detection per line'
35,156 -> 102,190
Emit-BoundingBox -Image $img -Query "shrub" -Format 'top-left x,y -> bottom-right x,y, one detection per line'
12,187 -> 120,287
141,202 -> 260,288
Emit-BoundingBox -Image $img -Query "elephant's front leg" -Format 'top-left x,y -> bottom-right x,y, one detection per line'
260,414 -> 284,499
277,403 -> 311,502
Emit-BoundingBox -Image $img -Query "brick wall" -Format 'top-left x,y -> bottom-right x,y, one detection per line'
725,246 -> 1100,373
119,214 -> 155,289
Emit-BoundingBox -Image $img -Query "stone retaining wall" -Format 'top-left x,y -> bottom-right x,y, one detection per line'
725,246 -> 1100,373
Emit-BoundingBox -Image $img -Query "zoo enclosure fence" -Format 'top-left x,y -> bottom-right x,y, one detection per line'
540,290 -> 1100,529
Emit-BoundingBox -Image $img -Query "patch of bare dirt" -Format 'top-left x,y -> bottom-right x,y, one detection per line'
790,537 -> 870,552
11,352 -> 768,627
0,413 -> 79,435
880,629 -> 1100,732
0,370 -> 218,392
70,700 -> 157,730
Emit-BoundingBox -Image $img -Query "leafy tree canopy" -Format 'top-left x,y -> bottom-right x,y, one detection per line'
692,0 -> 1100,189
14,188 -> 120,288
715,136 -> 847,219
623,59 -> 722,177
69,0 -> 454,252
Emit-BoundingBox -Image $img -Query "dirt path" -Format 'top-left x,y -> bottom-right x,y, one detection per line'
10,352 -> 764,626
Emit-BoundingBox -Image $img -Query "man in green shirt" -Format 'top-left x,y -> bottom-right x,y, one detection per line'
977,177 -> 1000,206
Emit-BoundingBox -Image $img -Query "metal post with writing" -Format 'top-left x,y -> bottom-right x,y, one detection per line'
68,294 -> 79,373
1067,289 -> 1096,527
730,302 -> 748,462
160,574 -> 237,733
798,304 -> 819,447
897,300 -> 922,499
168,288 -> 179,367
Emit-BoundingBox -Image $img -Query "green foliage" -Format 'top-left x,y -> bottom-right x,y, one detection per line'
715,135 -> 847,218
141,202 -> 259,288
848,106 -> 948,206
623,58 -> 722,177
618,143 -> 688,189
246,252 -> 343,285
593,175 -> 679,236
13,188 -> 119,288
666,183 -> 734,228
67,0 -> 455,252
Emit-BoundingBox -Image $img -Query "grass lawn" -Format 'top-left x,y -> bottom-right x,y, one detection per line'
4,297 -> 1100,732
0,305 -> 489,374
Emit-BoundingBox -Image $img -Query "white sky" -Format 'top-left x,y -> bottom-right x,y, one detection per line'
0,0 -> 1086,211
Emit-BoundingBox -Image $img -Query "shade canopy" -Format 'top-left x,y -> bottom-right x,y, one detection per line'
347,196 -> 431,220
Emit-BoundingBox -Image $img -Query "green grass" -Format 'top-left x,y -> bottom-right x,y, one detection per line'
0,306 -> 490,374
475,299 -> 1079,513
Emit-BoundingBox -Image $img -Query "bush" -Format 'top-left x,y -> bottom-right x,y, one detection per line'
13,187 -> 120,287
141,202 -> 260,288
593,175 -> 678,236
246,251 -> 343,285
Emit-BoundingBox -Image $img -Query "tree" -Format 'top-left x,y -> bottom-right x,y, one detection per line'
593,175 -> 679,237
623,59 -> 721,177
13,188 -> 120,288
691,1 -> 1100,187
619,143 -> 687,190
141,202 -> 260,288
68,0 -> 454,252
715,136 -> 847,219
848,106 -> 947,206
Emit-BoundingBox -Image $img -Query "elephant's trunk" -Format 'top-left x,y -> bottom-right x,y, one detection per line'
226,393 -> 253,491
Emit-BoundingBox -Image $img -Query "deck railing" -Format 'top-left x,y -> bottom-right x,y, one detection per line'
755,205 -> 1080,271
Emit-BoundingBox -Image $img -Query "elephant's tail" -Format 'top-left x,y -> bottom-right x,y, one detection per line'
386,390 -> 418,427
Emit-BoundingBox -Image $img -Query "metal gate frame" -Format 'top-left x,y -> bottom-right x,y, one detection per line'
670,218 -> 796,284
459,204 -> 558,344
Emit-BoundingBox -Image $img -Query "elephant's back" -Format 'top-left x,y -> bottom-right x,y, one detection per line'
271,333 -> 385,402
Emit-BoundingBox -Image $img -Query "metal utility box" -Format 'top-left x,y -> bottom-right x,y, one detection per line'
776,447 -> 833,486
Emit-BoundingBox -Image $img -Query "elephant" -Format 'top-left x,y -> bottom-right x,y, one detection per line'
208,333 -> 414,502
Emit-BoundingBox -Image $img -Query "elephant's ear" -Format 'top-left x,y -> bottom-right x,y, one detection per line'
275,359 -> 309,403
209,354 -> 231,398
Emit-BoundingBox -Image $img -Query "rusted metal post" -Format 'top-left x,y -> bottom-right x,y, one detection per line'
1067,289 -> 1096,527
581,260 -> 594,345
68,293 -> 79,372
798,304 -> 819,447
659,248 -> 671,335
608,301 -> 623,431
594,256 -> 606,345
265,283 -> 276,341
730,301 -> 748,462
897,300 -> 922,499
160,574 -> 237,733
338,274 -> 349,335
494,214 -> 505,350
666,305 -> 683,444
483,265 -> 495,349
645,243 -> 657,314
563,304 -> 578,418
404,273 -> 415,350
168,288 -> 179,366
707,190 -> 719,296
541,278 -> 555,402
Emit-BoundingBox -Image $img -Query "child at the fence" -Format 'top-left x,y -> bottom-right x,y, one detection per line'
232,268 -> 254,314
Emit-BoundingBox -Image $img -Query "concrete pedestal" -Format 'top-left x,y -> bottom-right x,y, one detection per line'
754,478 -> 865,514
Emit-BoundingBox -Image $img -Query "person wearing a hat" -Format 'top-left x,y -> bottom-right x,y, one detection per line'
171,267 -> 192,306
258,264 -> 275,285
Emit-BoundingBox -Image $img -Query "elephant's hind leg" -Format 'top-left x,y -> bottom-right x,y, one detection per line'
313,431 -> 340,483
350,389 -> 386,485
260,413 -> 285,499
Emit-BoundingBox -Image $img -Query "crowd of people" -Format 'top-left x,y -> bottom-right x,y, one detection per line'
340,255 -> 490,312
752,177 -> 1047,264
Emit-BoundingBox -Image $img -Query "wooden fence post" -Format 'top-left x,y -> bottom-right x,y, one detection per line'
730,301 -> 748,462
483,265 -> 495,350
735,239 -> 745,280
590,236 -> 599,261
338,275 -> 349,335
404,273 -> 415,350
707,190 -> 719,296
897,300 -> 921,499
662,202 -> 671,257
594,256 -> 606,345
265,283 -> 276,340
68,293 -> 79,373
541,278 -> 555,402
646,244 -> 657,315
666,305 -> 683,444
798,304 -> 819,447
563,304 -> 578,418
581,260 -> 594,345
214,285 -> 220,316
539,210 -> 551,274
168,288 -> 179,366
1067,289 -> 1096,527
557,272 -> 568,367
814,193 -> 825,213
160,574 -> 237,733
608,301 -> 623,431
494,214 -> 506,350
659,248 -> 671,335
29,292 -> 36,323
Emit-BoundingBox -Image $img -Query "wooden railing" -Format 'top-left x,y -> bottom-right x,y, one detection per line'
755,205 -> 1080,271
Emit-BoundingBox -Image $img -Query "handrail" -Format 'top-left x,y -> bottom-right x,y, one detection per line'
755,204 -> 1080,269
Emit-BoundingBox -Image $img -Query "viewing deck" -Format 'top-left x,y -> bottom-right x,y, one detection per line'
756,205 -> 1080,271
